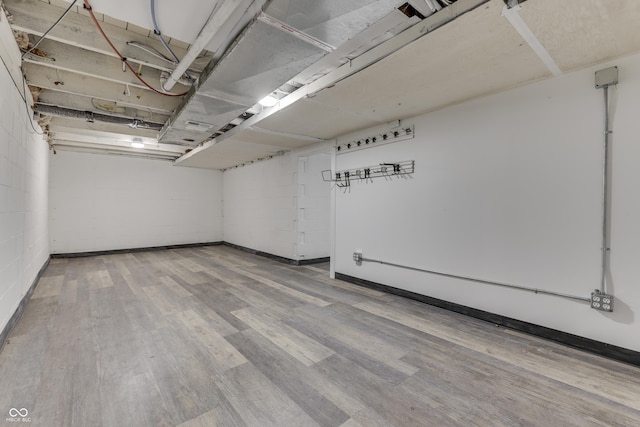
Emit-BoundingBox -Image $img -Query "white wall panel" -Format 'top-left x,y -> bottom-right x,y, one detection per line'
223,144 -> 331,261
334,53 -> 640,352
298,152 -> 331,260
49,152 -> 223,253
0,52 -> 49,334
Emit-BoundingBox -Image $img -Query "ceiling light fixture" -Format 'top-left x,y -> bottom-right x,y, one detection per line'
258,95 -> 278,107
131,138 -> 145,149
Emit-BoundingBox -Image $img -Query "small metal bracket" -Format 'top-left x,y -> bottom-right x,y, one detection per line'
590,290 -> 614,312
353,251 -> 363,266
504,0 -> 529,8
336,125 -> 414,154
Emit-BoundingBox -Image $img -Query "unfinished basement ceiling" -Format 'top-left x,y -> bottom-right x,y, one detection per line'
3,0 -> 640,167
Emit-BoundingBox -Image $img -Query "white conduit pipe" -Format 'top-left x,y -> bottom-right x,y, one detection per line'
162,0 -> 245,92
600,85 -> 611,293
358,256 -> 591,303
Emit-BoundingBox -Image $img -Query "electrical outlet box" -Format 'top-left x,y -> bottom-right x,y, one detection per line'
595,66 -> 618,89
590,290 -> 614,312
353,251 -> 363,266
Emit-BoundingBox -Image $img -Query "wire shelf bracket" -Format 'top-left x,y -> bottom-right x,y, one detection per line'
322,160 -> 415,188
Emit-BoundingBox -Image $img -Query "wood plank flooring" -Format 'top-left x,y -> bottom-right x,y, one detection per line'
1,245 -> 639,426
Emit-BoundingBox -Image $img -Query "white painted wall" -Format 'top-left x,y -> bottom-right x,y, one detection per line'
0,51 -> 50,334
333,53 -> 640,352
49,151 -> 223,253
298,151 -> 332,260
224,144 -> 332,261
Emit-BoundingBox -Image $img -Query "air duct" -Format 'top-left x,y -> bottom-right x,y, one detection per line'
162,0 -> 267,92
160,0 -> 427,147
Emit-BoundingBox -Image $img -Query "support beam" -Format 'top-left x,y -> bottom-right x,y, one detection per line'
249,126 -> 328,143
22,39 -> 191,93
24,62 -> 180,114
51,143 -> 179,160
48,116 -> 160,139
502,4 -> 561,77
50,137 -> 183,156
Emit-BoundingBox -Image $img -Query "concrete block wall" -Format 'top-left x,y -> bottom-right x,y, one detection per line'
0,55 -> 49,334
48,151 -> 224,254
223,144 -> 332,261
223,153 -> 299,260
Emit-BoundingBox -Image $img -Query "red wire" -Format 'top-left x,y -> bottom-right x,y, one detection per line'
83,0 -> 188,97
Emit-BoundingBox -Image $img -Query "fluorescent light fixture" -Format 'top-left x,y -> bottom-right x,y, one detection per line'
258,95 -> 278,107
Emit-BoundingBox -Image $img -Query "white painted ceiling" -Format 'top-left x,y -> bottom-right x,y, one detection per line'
5,0 -> 640,169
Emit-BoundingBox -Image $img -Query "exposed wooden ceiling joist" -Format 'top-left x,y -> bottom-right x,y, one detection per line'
22,38 -> 192,93
2,0 -> 212,158
51,143 -> 179,161
51,134 -> 183,156
6,0 -> 211,74
47,116 -> 182,159
24,62 -> 180,114
47,116 -> 160,139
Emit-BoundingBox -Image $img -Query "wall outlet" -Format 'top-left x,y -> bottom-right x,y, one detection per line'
590,290 -> 614,312
353,251 -> 363,266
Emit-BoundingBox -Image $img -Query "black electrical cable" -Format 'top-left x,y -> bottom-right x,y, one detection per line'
21,68 -> 45,136
83,0 -> 188,97
22,0 -> 78,58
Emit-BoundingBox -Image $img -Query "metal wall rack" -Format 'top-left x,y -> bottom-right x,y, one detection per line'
322,160 -> 415,188
335,125 -> 414,154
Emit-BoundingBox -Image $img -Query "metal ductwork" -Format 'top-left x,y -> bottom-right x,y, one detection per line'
159,0 -> 446,147
36,104 -> 164,131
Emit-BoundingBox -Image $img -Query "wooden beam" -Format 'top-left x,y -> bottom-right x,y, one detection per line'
48,117 -> 194,150
4,0 -> 211,73
50,135 -> 185,155
48,116 -> 160,139
23,39 -> 192,93
24,62 -> 181,114
51,144 -> 180,160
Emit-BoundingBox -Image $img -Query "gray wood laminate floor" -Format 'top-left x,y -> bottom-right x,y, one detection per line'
1,246 -> 639,426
